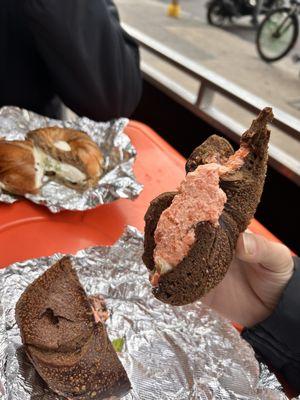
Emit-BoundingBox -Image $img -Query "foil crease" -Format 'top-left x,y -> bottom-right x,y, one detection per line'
0,227 -> 291,400
0,106 -> 143,212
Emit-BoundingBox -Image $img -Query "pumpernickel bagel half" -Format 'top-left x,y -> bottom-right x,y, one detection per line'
16,257 -> 131,399
143,108 -> 273,306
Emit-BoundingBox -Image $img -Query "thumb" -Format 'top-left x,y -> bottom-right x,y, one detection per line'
236,232 -> 294,273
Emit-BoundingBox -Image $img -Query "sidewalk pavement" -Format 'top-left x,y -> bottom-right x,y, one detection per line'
115,0 -> 300,163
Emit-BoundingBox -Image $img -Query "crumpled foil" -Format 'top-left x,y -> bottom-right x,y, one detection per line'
0,106 -> 143,212
0,226 -> 294,400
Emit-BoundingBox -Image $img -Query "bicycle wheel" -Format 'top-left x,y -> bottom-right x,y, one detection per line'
256,7 -> 299,62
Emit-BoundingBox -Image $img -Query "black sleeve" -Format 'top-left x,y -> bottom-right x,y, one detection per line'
242,257 -> 300,393
25,0 -> 142,121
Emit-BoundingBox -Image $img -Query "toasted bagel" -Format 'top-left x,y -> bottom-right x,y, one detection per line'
27,127 -> 104,190
0,140 -> 41,196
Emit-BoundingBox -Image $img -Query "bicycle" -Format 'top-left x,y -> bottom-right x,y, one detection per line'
256,0 -> 300,62
207,0 -> 283,28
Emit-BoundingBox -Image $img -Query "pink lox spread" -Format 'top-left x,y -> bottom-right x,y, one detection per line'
152,147 -> 249,285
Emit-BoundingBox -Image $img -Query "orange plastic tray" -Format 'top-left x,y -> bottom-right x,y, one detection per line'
0,121 -> 278,268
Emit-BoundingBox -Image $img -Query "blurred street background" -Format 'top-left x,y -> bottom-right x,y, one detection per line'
154,0 -> 300,46
116,0 -> 300,118
116,0 -> 300,164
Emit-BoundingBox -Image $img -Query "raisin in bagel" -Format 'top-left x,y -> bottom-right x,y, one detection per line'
143,108 -> 273,306
27,126 -> 104,190
0,139 -> 42,195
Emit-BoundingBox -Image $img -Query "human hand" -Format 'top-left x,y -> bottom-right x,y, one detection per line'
202,232 -> 294,327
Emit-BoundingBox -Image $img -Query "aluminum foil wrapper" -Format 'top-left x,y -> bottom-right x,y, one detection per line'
0,227 -> 293,400
0,106 -> 142,212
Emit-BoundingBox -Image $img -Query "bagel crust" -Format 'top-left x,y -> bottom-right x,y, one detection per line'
27,126 -> 104,190
143,108 -> 273,306
0,140 -> 39,196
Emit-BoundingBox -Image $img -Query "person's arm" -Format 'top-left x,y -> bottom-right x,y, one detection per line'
242,257 -> 300,392
24,0 -> 142,121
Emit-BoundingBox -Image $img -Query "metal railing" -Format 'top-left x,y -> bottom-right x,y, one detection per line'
123,23 -> 300,185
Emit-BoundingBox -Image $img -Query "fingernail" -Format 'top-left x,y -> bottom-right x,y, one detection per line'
242,233 -> 256,255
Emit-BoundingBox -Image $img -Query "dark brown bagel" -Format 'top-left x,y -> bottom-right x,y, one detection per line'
15,257 -> 131,399
143,108 -> 273,306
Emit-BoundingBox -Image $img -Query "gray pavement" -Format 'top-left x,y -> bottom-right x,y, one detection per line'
157,0 -> 257,43
157,0 -> 300,49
